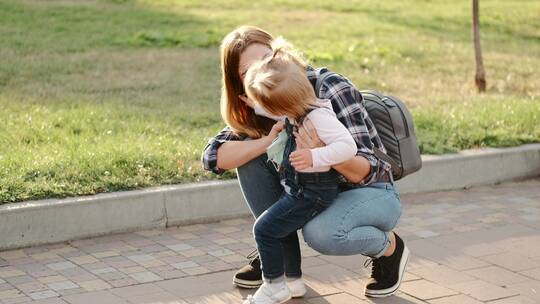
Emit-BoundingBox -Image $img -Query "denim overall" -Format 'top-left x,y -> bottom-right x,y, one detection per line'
253,118 -> 342,280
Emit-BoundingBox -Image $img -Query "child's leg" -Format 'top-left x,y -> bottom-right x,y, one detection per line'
281,231 -> 301,278
253,193 -> 324,280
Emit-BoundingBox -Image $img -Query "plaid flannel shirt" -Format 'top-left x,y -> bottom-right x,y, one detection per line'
201,66 -> 392,186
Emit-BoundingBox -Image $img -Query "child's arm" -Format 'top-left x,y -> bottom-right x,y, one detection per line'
291,108 -> 357,170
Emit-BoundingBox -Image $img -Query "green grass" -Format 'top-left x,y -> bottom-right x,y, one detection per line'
0,0 -> 539,203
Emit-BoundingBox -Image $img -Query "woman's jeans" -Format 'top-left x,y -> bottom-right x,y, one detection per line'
237,154 -> 403,274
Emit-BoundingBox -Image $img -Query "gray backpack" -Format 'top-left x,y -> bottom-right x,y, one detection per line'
315,73 -> 422,180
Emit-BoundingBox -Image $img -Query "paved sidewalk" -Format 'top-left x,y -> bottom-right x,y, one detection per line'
1,179 -> 540,304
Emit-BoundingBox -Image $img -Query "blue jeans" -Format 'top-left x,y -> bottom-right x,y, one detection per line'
253,171 -> 339,280
237,154 -> 402,265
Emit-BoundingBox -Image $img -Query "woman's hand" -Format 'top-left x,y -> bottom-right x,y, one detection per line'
238,94 -> 255,109
267,120 -> 285,139
294,118 -> 324,149
290,149 -> 313,170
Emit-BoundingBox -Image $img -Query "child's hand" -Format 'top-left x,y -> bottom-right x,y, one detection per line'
290,149 -> 313,171
268,121 -> 285,139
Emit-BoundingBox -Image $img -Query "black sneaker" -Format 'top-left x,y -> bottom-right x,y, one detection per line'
364,233 -> 410,298
233,250 -> 263,289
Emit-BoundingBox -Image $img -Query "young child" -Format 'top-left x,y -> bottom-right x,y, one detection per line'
241,39 -> 357,304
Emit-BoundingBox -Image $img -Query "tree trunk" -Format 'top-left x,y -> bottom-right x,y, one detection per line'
473,0 -> 486,92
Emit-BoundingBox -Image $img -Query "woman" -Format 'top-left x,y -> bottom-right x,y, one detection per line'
202,25 -> 408,299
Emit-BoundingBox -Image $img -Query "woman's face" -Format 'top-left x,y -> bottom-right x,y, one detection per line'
238,43 -> 272,83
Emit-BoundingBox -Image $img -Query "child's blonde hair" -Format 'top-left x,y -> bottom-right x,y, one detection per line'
244,37 -> 316,120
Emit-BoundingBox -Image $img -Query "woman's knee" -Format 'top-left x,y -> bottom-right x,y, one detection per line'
302,219 -> 345,255
379,192 -> 403,231
237,154 -> 269,179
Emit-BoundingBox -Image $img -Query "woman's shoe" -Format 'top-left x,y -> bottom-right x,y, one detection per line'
234,250 -> 263,288
364,233 -> 410,298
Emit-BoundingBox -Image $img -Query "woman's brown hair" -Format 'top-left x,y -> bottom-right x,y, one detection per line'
220,26 -> 276,139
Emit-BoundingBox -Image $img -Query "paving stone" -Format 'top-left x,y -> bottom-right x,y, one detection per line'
414,230 -> 440,238
107,277 -> 138,288
481,252 -> 540,272
128,272 -> 161,283
91,251 -> 120,259
125,255 -> 155,263
166,244 -> 194,252
306,293 -> 367,303
399,280 -> 459,300
62,290 -> 129,304
124,291 -> 186,304
487,295 -> 537,304
110,283 -> 164,298
171,261 -> 199,270
15,281 -> 48,293
328,280 -> 367,300
208,249 -> 234,257
506,280 -> 540,302
90,267 -> 116,275
46,262 -> 77,271
519,267 -> 540,281
408,264 -> 476,285
155,271 -> 235,298
0,289 -> 23,300
29,298 -> 69,304
68,256 -> 99,266
37,276 -> 67,284
118,266 -> 146,274
77,279 -> 111,291
184,291 -> 241,304
55,287 -> 85,297
0,250 -> 27,261
47,281 -> 79,291
182,266 -> 211,276
97,271 -> 125,281
449,280 -> 519,302
428,294 -> 484,304
465,266 -> 531,286
1,296 -> 32,304
318,255 -> 368,274
303,264 -> 361,283
5,275 -> 35,285
0,268 -> 26,279
28,290 -> 59,300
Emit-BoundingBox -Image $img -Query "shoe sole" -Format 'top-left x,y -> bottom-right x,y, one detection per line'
364,246 -> 410,298
233,277 -> 263,289
234,278 -> 305,298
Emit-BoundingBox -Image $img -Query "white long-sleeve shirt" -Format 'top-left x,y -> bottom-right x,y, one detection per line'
255,99 -> 357,173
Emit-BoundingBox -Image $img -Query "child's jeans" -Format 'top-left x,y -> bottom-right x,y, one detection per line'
253,170 -> 339,280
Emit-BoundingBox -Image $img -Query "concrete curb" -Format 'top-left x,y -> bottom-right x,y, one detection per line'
1,144 -> 539,250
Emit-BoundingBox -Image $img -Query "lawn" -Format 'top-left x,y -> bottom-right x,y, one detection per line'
0,0 -> 539,203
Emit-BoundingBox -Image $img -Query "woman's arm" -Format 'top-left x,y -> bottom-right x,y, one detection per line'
332,156 -> 371,183
216,136 -> 273,170
215,120 -> 285,171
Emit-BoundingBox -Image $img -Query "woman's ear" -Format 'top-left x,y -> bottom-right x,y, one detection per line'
238,94 -> 255,109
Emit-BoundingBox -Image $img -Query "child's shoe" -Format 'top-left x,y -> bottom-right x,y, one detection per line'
286,277 -> 306,298
243,278 -> 292,304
